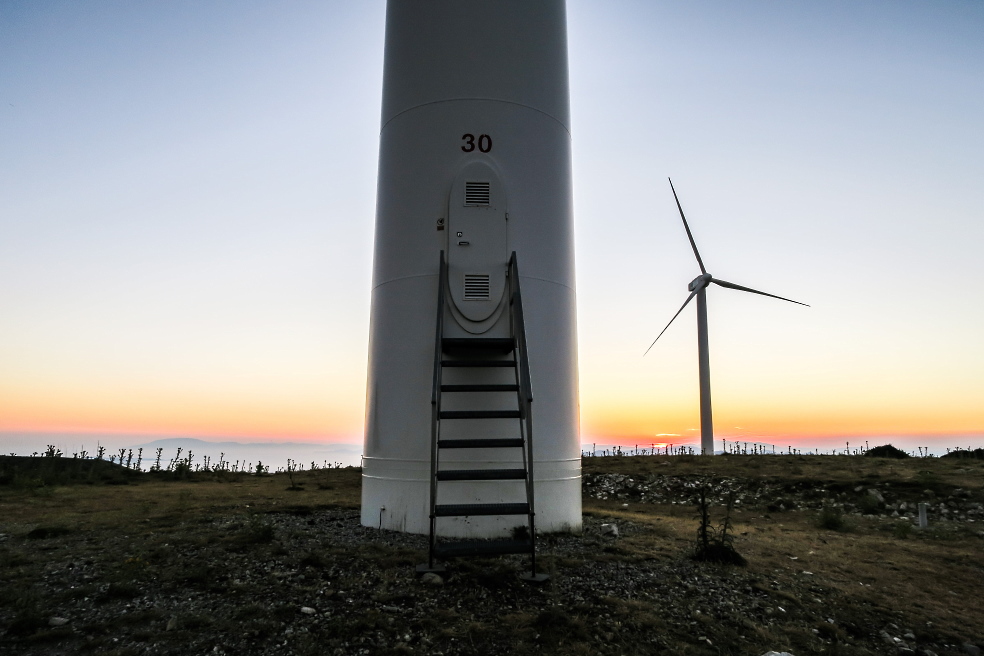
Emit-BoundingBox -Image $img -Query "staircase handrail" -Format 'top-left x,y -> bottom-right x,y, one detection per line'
431,251 -> 447,405
426,251 -> 447,569
508,251 -> 538,576
508,253 -> 533,406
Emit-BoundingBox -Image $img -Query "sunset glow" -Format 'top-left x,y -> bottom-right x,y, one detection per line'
2,1 -> 982,456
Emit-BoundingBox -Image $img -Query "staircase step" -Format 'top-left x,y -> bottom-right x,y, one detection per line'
441,384 -> 518,393
441,360 -> 515,368
442,338 -> 515,355
433,538 -> 532,558
440,410 -> 521,420
435,503 -> 530,517
439,438 -> 525,449
436,468 -> 527,481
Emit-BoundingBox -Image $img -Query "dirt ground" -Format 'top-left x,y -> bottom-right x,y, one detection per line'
1,454 -> 981,655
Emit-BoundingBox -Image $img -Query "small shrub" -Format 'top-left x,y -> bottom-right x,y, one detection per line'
26,525 -> 71,540
285,459 -> 303,491
167,490 -> 193,516
5,590 -> 45,637
240,515 -> 275,544
533,607 -> 590,646
13,476 -> 46,492
299,551 -> 327,569
233,603 -> 268,621
892,521 -> 913,539
173,461 -> 191,479
857,494 -> 881,514
176,612 -> 213,630
0,547 -> 31,569
916,470 -> 941,485
692,483 -> 746,565
98,582 -> 141,603
817,506 -> 848,531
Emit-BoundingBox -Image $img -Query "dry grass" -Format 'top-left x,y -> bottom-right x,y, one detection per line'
582,454 -> 984,651
0,467 -> 361,531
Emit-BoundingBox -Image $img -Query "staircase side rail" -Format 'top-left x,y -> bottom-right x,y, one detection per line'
427,251 -> 447,568
507,253 -> 533,405
508,252 -> 538,574
432,251 -> 447,406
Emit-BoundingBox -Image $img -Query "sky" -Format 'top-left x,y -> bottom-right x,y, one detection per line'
2,1 -> 983,457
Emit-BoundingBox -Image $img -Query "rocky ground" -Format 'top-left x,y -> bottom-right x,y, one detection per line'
1,455 -> 982,656
583,470 -> 984,528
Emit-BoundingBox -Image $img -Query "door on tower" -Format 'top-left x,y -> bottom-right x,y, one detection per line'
446,161 -> 509,332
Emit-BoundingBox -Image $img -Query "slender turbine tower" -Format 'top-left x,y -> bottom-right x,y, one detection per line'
646,178 -> 808,455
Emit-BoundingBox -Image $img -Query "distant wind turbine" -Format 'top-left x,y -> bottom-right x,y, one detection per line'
646,178 -> 809,455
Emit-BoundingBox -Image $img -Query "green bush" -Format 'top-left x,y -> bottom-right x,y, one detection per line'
26,525 -> 71,540
892,521 -> 913,539
817,506 -> 847,531
240,515 -> 275,544
857,494 -> 882,514
693,484 -> 746,565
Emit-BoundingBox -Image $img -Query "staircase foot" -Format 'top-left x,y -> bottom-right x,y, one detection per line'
415,562 -> 447,574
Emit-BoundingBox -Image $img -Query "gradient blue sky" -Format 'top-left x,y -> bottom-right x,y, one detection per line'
2,1 -> 983,457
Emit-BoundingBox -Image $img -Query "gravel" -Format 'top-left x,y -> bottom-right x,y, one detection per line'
2,505 -> 977,656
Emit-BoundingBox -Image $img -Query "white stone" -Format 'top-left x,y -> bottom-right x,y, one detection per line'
421,572 -> 444,586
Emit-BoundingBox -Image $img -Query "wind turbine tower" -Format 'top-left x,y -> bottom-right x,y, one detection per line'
362,0 -> 580,544
646,179 -> 808,455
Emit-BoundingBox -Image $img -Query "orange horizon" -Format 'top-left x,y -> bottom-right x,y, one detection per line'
4,420 -> 981,446
4,387 -> 981,448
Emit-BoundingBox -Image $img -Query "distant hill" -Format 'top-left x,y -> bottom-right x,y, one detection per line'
129,438 -> 363,470
941,448 -> 984,460
864,444 -> 910,458
0,455 -> 139,486
130,437 -> 361,453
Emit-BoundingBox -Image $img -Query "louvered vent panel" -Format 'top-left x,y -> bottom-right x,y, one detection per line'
464,181 -> 491,206
463,274 -> 491,300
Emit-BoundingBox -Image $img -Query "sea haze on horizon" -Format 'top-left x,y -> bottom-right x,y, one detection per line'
0,433 -> 363,470
2,432 -> 980,466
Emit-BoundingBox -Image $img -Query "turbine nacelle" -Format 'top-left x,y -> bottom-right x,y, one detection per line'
688,273 -> 712,292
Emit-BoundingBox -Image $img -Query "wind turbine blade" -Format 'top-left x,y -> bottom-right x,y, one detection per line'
710,278 -> 810,307
644,289 -> 699,356
668,178 -> 706,274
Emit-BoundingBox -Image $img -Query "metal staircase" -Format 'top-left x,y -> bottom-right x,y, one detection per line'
419,251 -> 545,581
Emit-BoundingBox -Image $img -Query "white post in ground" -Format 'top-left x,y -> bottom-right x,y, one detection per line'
918,502 -> 928,529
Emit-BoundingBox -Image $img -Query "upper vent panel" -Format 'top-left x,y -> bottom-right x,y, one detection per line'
464,181 -> 491,206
